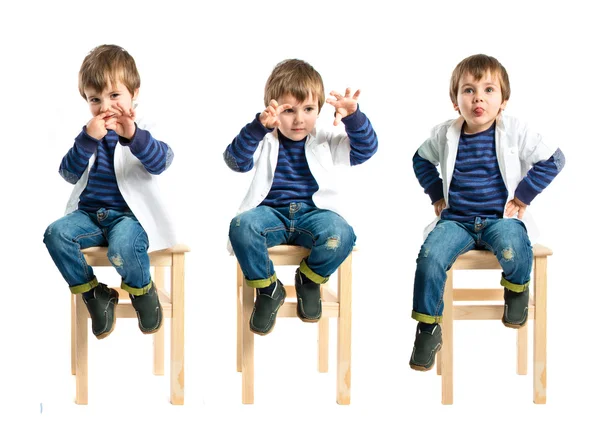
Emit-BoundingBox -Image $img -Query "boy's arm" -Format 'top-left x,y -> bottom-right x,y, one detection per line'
341,107 -> 378,166
514,148 -> 565,205
326,89 -> 377,165
119,126 -> 174,175
223,114 -> 271,173
58,127 -> 98,184
413,150 -> 444,204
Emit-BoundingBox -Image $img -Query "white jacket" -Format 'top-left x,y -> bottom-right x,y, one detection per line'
417,114 -> 558,242
64,118 -> 177,252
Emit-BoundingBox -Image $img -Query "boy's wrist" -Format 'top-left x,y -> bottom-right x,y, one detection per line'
514,183 -> 535,206
118,123 -> 139,146
122,125 -> 149,154
340,105 -> 365,129
251,113 -> 273,137
77,126 -> 100,154
426,179 -> 444,204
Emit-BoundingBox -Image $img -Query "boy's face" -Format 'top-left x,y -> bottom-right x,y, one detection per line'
276,93 -> 319,141
83,79 -> 138,118
453,70 -> 507,134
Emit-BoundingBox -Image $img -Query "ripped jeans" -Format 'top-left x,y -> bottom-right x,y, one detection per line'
43,208 -> 151,295
229,203 -> 356,287
412,217 -> 532,323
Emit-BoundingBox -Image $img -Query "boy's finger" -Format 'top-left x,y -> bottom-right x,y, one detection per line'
329,90 -> 343,100
278,104 -> 292,113
344,87 -> 351,97
353,89 -> 361,100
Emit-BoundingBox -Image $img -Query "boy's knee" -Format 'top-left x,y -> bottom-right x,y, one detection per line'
43,221 -> 64,249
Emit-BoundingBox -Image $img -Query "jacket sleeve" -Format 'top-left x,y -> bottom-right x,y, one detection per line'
414,125 -> 445,204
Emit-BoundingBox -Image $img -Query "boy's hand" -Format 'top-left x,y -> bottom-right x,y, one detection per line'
505,197 -> 527,219
434,198 -> 446,217
85,112 -> 112,140
107,104 -> 137,140
259,99 -> 292,129
326,88 -> 360,126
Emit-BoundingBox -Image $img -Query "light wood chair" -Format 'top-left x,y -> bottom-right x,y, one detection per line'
71,244 -> 189,405
436,243 -> 552,404
236,245 -> 353,404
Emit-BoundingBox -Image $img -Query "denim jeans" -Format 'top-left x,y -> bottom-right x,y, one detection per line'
412,217 -> 532,323
43,208 -> 151,295
229,203 -> 356,287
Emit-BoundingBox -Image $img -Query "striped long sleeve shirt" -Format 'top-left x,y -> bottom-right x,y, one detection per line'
59,126 -> 173,212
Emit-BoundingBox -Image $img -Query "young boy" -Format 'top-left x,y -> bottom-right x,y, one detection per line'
410,54 -> 565,370
225,59 -> 378,335
44,44 -> 176,340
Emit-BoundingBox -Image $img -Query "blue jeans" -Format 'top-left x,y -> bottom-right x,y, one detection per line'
229,203 -> 356,287
412,217 -> 532,323
43,208 -> 151,295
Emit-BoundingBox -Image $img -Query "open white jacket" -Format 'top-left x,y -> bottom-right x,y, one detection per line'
64,118 -> 177,252
417,114 -> 558,242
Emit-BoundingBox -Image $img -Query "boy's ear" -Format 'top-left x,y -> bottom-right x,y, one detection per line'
133,88 -> 140,101
500,99 -> 508,111
453,103 -> 460,113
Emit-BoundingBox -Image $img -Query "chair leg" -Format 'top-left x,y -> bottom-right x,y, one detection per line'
242,280 -> 255,404
71,293 -> 76,376
237,263 -> 243,373
170,253 -> 185,405
436,350 -> 442,375
336,254 -> 352,405
75,295 -> 88,405
517,324 -> 528,375
441,269 -> 454,405
318,317 -> 329,373
153,266 -> 166,376
533,257 -> 547,404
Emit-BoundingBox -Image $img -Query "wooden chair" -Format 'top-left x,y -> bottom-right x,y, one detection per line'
436,243 -> 552,404
71,244 -> 189,404
236,245 -> 353,404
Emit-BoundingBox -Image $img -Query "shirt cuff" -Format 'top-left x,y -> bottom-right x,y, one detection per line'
76,126 -> 101,154
340,105 -> 366,130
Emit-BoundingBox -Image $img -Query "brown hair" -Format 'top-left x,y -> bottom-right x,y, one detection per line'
264,59 -> 325,111
450,54 -> 510,105
78,44 -> 140,99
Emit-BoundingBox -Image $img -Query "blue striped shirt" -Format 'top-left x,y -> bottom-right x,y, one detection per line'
223,108 -> 378,206
262,132 -> 318,206
59,126 -> 173,212
443,124 -> 506,221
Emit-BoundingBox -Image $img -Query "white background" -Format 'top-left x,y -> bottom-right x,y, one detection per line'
1,0 -> 598,443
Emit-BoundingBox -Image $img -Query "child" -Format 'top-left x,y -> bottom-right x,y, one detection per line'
410,54 -> 565,371
225,59 -> 378,335
44,44 -> 176,339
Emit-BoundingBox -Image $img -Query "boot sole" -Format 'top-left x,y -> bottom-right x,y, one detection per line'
502,319 -> 528,329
